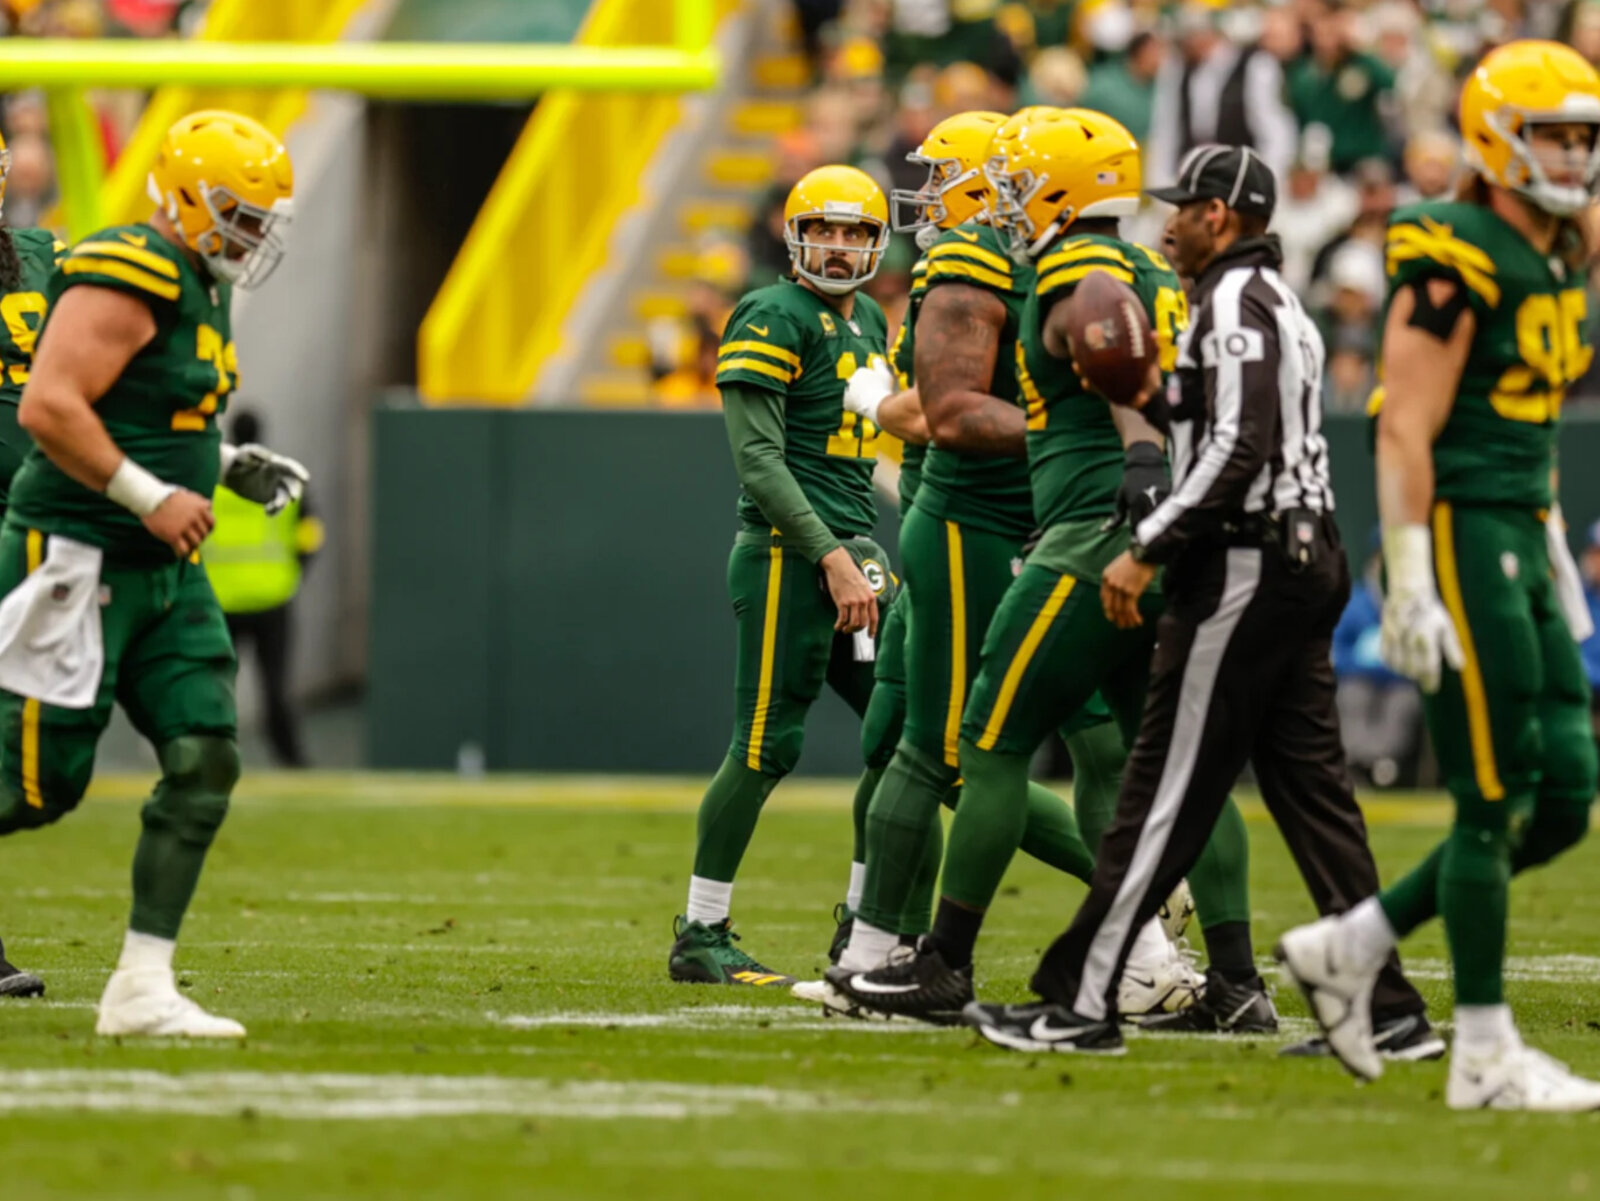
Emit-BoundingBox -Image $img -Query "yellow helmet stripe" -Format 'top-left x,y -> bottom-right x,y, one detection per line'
1038,263 -> 1135,295
717,358 -> 795,384
718,340 -> 802,370
62,257 -> 181,301
926,241 -> 1012,274
1039,242 -> 1134,275
925,260 -> 1015,291
73,240 -> 180,279
1385,221 -> 1500,308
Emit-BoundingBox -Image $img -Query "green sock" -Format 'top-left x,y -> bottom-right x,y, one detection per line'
690,754 -> 780,882
1379,843 -> 1445,937
1438,825 -> 1510,1006
850,765 -> 884,864
1062,722 -> 1124,855
1020,782 -> 1095,883
859,741 -> 957,934
1189,796 -> 1252,928
940,741 -> 1033,909
900,804 -> 945,935
129,741 -> 236,941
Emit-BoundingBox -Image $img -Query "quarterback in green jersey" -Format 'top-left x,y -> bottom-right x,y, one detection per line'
1280,42 -> 1600,1110
834,108 -> 1266,1029
0,134 -> 68,999
0,111 -> 306,1037
666,164 -> 897,986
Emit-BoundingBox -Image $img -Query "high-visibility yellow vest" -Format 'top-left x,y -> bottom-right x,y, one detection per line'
203,485 -> 319,614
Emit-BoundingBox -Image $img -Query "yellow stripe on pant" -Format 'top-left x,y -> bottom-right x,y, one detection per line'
1432,503 -> 1506,801
942,522 -> 967,767
745,545 -> 784,771
21,528 -> 43,808
977,574 -> 1077,751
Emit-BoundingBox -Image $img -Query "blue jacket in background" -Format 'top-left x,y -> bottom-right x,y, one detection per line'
1333,579 -> 1407,685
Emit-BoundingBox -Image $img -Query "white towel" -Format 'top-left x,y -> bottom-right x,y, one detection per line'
1547,504 -> 1595,645
0,535 -> 105,709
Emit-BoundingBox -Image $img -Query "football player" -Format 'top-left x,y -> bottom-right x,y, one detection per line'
832,109 -> 1267,1028
667,165 -> 894,986
0,128 -> 67,1000
1280,41 -> 1600,1110
0,110 -> 306,1037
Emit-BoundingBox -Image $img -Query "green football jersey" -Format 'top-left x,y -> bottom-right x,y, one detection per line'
715,278 -> 889,540
0,228 -> 68,407
1381,201 -> 1590,509
911,223 -> 1036,538
888,257 -> 927,516
1020,233 -> 1187,532
8,223 -> 237,567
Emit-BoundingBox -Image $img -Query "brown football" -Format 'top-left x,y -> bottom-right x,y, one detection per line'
1062,269 -> 1158,406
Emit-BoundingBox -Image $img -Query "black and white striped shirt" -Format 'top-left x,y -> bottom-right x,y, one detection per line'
1135,236 -> 1334,563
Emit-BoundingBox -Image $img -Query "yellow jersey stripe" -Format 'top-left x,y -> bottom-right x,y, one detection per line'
717,358 -> 794,384
745,545 -> 784,770
1385,220 -> 1500,308
1133,243 -> 1173,272
925,260 -> 1015,291
977,574 -> 1077,751
1038,263 -> 1135,295
74,240 -> 180,279
926,240 -> 1013,274
1039,242 -> 1134,275
943,522 -> 967,768
889,321 -> 911,389
21,528 -> 43,810
62,257 -> 182,302
718,340 -> 802,370
1432,503 -> 1504,801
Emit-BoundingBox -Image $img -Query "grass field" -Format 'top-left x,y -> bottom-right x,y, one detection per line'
3,775 -> 1600,1201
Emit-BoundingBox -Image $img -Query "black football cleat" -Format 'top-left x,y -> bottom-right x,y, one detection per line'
963,999 -> 1126,1054
1280,1012 -> 1446,1061
1138,969 -> 1279,1034
824,936 -> 973,1025
0,937 -> 44,998
828,903 -> 854,966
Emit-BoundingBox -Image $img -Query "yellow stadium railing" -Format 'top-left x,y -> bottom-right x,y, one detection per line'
417,0 -> 720,405
99,0 -> 372,228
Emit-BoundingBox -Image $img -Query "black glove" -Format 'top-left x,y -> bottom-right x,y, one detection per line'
1104,441 -> 1169,531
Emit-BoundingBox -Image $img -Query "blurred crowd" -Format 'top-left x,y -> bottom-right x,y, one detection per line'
651,0 -> 1600,409
0,0 -> 209,231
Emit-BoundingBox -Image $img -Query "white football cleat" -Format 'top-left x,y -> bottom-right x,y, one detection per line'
1275,917 -> 1381,1081
1448,1041 -> 1600,1112
1118,932 -> 1204,1017
790,977 -> 899,1021
96,967 -> 245,1039
1158,879 -> 1195,942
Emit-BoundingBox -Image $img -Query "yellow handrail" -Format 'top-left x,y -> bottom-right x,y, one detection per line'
418,0 -> 717,405
100,0 -> 370,227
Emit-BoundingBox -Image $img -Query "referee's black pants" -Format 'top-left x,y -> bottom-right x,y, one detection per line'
1031,522 -> 1426,1023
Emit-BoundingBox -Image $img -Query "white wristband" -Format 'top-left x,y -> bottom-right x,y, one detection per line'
106,457 -> 177,517
1381,523 -> 1434,596
855,392 -> 886,426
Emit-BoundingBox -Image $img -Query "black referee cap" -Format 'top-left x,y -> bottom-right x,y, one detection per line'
1147,144 -> 1277,219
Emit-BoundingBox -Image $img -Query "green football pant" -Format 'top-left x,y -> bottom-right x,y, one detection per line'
0,402 -> 26,517
1378,505 -> 1596,1006
859,507 -> 1096,933
692,541 -> 877,884
0,527 -> 239,941
949,560 -> 1252,929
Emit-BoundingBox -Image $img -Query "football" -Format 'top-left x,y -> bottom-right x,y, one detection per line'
1062,269 -> 1158,406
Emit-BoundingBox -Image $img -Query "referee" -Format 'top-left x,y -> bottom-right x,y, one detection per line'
963,145 -> 1437,1056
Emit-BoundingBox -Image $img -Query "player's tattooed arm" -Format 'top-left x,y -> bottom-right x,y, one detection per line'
913,282 -> 1026,458
1376,278 -> 1473,529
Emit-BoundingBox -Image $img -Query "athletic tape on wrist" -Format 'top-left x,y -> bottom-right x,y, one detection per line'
105,457 -> 177,517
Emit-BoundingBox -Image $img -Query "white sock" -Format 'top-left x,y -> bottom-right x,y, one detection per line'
1454,1003 -> 1516,1053
845,862 -> 866,912
685,877 -> 733,926
838,918 -> 898,972
1343,897 -> 1397,968
1125,917 -> 1170,970
116,930 -> 175,974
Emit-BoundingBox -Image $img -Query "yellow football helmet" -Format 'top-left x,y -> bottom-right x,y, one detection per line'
148,110 -> 295,289
1460,40 -> 1600,216
890,110 -> 1007,245
986,106 -> 1142,261
784,165 -> 890,295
